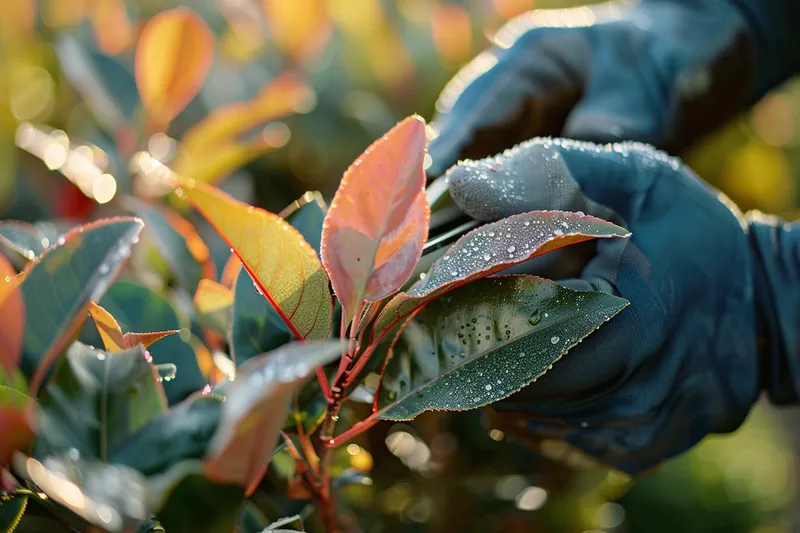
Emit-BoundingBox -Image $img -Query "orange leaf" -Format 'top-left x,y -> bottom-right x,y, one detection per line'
194,279 -> 234,314
88,302 -> 125,352
0,255 -> 23,379
135,7 -> 215,127
121,330 -> 180,350
180,180 -> 333,341
262,0 -> 331,64
0,406 -> 32,465
89,302 -> 179,352
220,254 -> 243,288
321,115 -> 430,325
90,0 -> 134,55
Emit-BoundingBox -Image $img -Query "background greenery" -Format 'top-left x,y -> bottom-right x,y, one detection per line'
0,0 -> 797,531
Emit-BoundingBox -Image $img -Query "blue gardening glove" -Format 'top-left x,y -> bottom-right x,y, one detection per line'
443,139 -> 800,475
427,0 -> 800,177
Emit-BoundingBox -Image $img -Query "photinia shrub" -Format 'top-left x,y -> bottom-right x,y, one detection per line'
0,113 -> 630,533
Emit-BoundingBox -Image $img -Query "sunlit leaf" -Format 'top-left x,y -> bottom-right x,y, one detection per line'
181,180 -> 333,342
220,254 -> 242,288
0,255 -> 23,380
35,343 -> 167,460
194,279 -> 234,337
18,218 -> 144,394
204,342 -> 341,493
89,0 -> 134,55
376,276 -> 627,420
12,453 -> 149,532
372,211 -> 629,343
0,221 -> 48,261
113,394 -> 222,476
88,302 -> 125,352
230,268 -> 292,365
0,386 -> 32,465
99,281 -> 205,405
135,7 -> 215,127
279,191 -> 327,254
174,73 -> 311,184
123,196 -> 215,293
122,331 -> 180,350
321,115 -> 429,325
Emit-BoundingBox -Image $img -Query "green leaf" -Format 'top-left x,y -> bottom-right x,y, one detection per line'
205,342 -> 341,492
0,222 -> 48,262
150,461 -> 244,533
100,280 -> 206,404
12,453 -> 149,532
239,503 -> 270,533
230,268 -> 292,364
372,211 -> 629,344
123,196 -> 213,293
0,494 -> 27,533
19,217 -> 144,394
376,275 -> 628,420
279,191 -> 328,254
113,394 -> 222,476
36,343 -> 167,460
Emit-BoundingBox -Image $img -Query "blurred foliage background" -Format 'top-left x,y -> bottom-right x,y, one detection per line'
0,0 -> 798,532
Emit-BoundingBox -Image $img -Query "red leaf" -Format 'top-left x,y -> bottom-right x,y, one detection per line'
371,211 -> 630,345
321,115 -> 430,325
122,330 -> 180,350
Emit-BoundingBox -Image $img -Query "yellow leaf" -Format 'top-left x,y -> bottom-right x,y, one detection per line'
135,7 -> 215,128
88,302 -> 125,352
262,0 -> 331,64
180,180 -> 332,341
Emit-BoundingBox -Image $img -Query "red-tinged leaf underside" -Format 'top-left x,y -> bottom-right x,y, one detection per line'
321,115 -> 430,325
0,255 -> 23,378
372,210 -> 630,342
183,181 -> 332,341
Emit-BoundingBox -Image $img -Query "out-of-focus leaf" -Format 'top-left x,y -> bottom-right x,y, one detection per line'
204,342 -> 341,493
174,73 -> 311,185
123,197 -> 215,293
89,0 -> 134,55
0,493 -> 27,533
279,191 -> 327,254
372,211 -> 630,343
194,279 -> 233,337
150,461 -> 244,533
35,343 -> 166,460
239,502 -> 270,533
376,276 -> 628,420
18,218 -> 144,394
100,281 -> 205,404
230,268 -> 292,364
220,254 -> 242,288
135,7 -> 215,127
12,453 -> 149,532
86,50 -> 140,121
182,181 -> 332,342
0,255 -> 22,380
0,222 -> 48,261
113,394 -> 222,476
321,116 -> 429,326
262,0 -> 331,64
0,386 -> 32,465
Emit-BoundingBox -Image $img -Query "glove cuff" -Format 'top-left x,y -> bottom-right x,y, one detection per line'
747,212 -> 800,404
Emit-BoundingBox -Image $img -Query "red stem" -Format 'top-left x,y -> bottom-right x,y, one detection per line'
325,415 -> 379,448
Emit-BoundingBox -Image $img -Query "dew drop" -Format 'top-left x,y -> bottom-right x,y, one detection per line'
97,353 -> 106,361
98,263 -> 110,275
488,231 -> 495,237
528,311 -> 541,325
507,246 -> 516,253
553,229 -> 564,236
483,254 -> 491,261
550,336 -> 560,344
57,235 -> 66,246
485,384 -> 492,391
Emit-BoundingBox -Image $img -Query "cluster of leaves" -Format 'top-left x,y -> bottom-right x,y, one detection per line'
0,6 -> 632,533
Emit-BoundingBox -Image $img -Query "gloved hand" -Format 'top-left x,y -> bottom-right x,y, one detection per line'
442,138 -> 800,475
427,0 -> 800,177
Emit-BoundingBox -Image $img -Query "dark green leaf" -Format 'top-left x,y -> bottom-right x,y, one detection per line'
239,503 -> 270,533
279,192 -> 327,254
0,494 -> 26,533
12,453 -> 149,532
151,461 -> 244,533
36,343 -> 166,460
122,197 -> 208,293
0,222 -> 48,262
19,218 -> 144,393
376,275 -> 628,420
372,211 -> 629,344
113,394 -> 222,476
205,342 -> 341,491
100,280 -> 206,404
230,268 -> 292,365
87,50 -> 141,120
